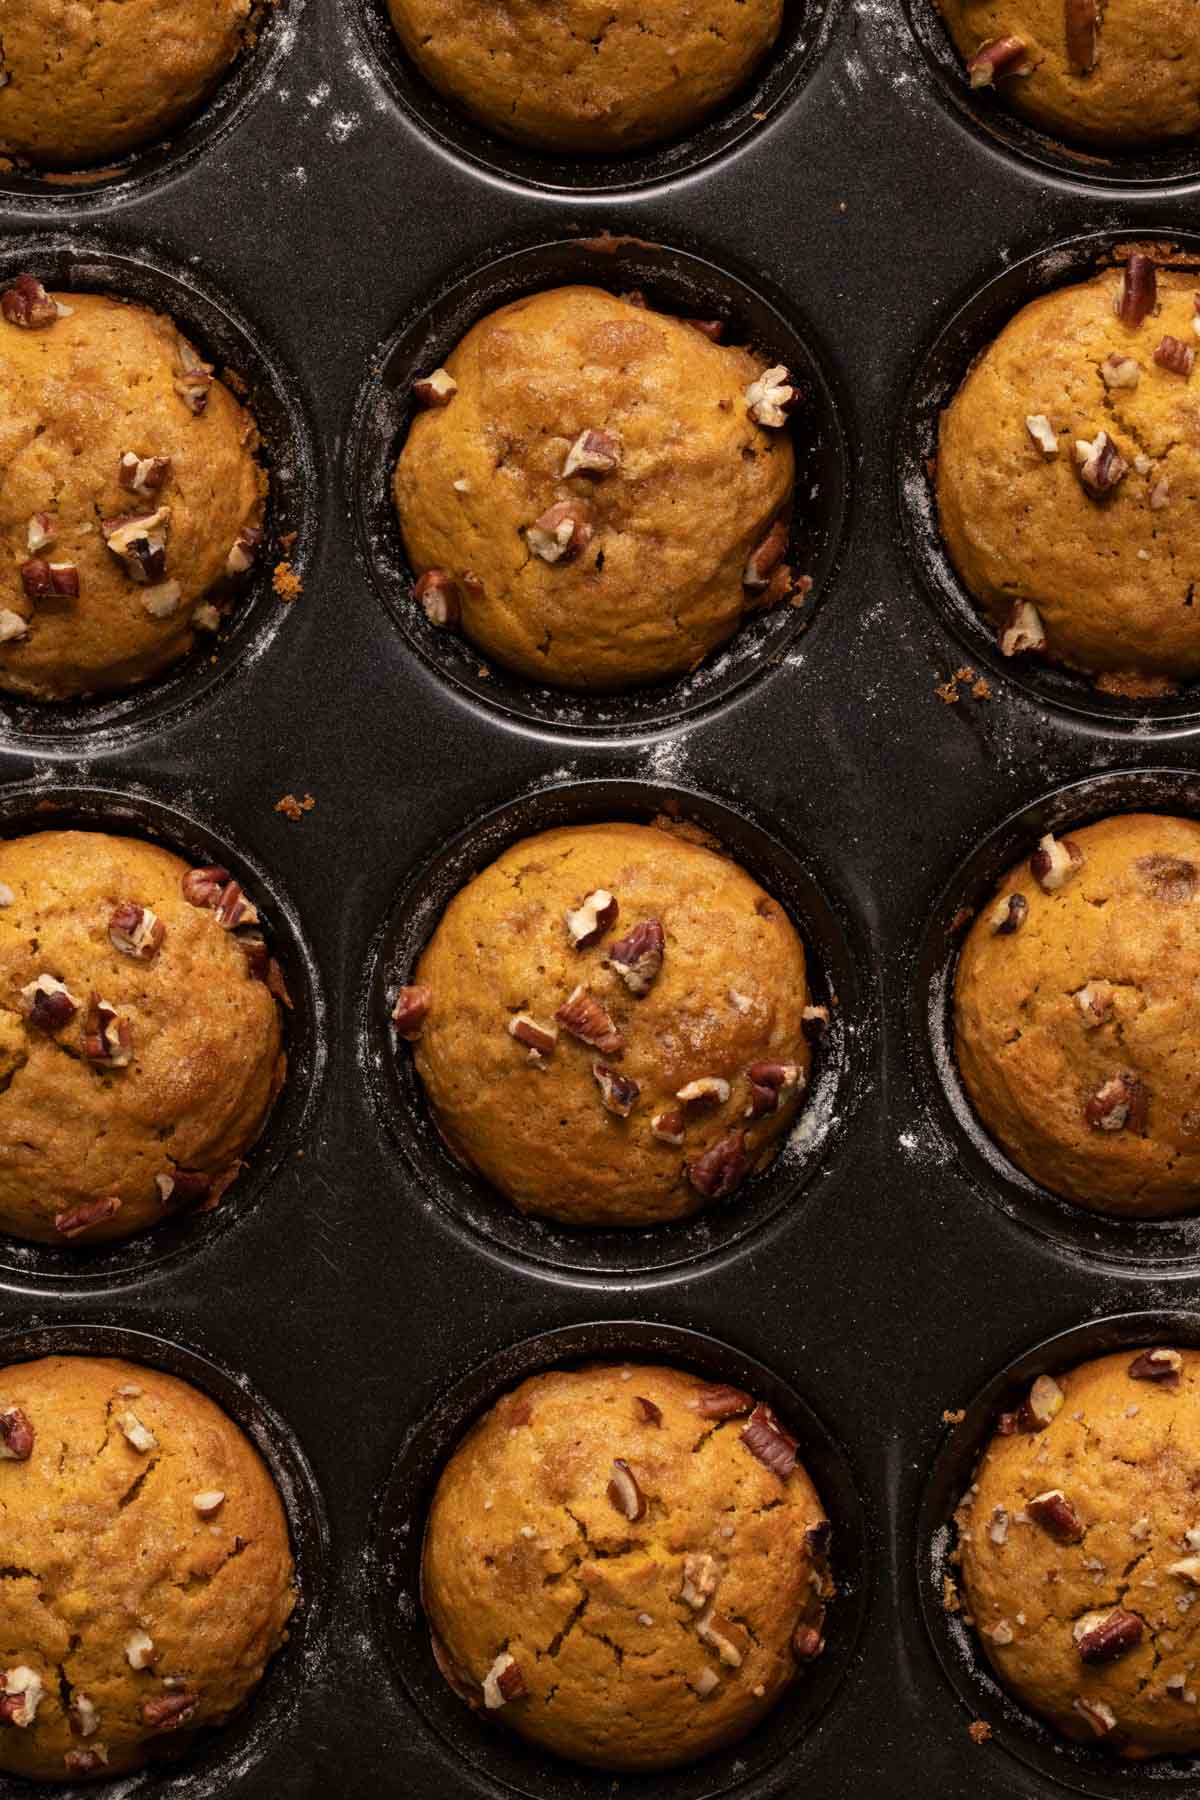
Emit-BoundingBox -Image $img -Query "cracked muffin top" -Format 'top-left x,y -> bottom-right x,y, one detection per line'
421,1362 -> 833,1771
954,812 -> 1200,1219
953,1346 -> 1200,1756
0,0 -> 253,170
937,259 -> 1200,698
393,285 -> 800,692
936,0 -> 1200,149
0,1354 -> 295,1782
0,278 -> 266,703
0,829 -> 285,1247
394,820 -> 820,1228
386,0 -> 783,154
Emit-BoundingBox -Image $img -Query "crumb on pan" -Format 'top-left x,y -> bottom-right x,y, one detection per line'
274,793 -> 315,821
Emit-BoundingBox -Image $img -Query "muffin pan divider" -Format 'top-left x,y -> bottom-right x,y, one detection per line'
2,0 -> 1199,1791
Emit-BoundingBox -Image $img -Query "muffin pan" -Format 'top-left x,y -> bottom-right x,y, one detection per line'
2,0 -> 1200,1791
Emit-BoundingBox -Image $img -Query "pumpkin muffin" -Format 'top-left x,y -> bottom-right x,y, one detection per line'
953,1346 -> 1200,1755
0,829 -> 285,1246
953,812 -> 1200,1218
0,1354 -> 295,1781
422,1362 -> 833,1770
0,276 -> 266,702
394,286 -> 800,691
937,258 -> 1200,697
393,820 -> 821,1227
0,0 -> 253,170
387,0 -> 783,154
937,0 -> 1200,149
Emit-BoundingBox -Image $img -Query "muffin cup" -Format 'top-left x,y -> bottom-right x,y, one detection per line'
896,227 -> 1200,733
374,1317 -> 868,1800
0,1318 -> 329,1800
345,230 -> 851,740
919,1309 -> 1200,1796
0,234 -> 317,751
361,773 -> 871,1281
0,777 -> 326,1293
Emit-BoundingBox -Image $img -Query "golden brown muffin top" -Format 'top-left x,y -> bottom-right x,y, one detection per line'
394,286 -> 797,691
937,264 -> 1200,694
937,0 -> 1200,148
955,1347 -> 1200,1756
422,1362 -> 832,1771
954,812 -> 1200,1218
0,284 -> 265,702
0,1354 -> 295,1782
405,821 -> 814,1227
0,829 -> 284,1245
0,0 -> 252,169
388,0 -> 783,154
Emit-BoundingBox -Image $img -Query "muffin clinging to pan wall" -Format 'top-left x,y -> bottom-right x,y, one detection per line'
394,285 -> 800,691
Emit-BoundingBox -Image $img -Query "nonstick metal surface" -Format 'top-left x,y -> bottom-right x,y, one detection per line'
1,0 -> 1198,1794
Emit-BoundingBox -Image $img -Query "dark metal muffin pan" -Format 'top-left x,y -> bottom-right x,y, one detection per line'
2,0 -> 1199,1791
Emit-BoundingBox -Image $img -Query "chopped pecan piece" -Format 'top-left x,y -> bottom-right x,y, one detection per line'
0,609 -> 28,643
65,1748 -> 108,1774
0,1667 -> 44,1726
967,35 -> 1031,85
556,984 -> 624,1054
119,452 -> 172,498
1150,476 -> 1171,510
108,902 -> 166,960
21,558 -> 79,600
1027,1489 -> 1084,1542
743,519 -> 789,590
414,569 -> 460,627
607,1457 -> 647,1521
102,507 -> 171,584
1065,0 -> 1098,71
562,428 -> 622,477
1075,432 -> 1127,499
680,1552 -> 719,1609
0,1407 -> 34,1461
155,1169 -> 214,1213
82,994 -> 133,1068
745,365 -> 800,429
482,1652 -> 526,1709
1025,414 -> 1058,455
606,918 -> 664,995
650,1107 -> 685,1146
686,1131 -> 748,1200
741,1403 -> 799,1479
678,1076 -> 730,1110
174,338 -> 214,413
1085,1072 -> 1147,1132
998,1373 -> 1065,1434
990,892 -> 1028,934
54,1197 -> 120,1238
527,499 -> 594,563
1030,832 -> 1083,893
1,275 -> 63,329
508,1013 -> 557,1059
1100,354 -> 1139,390
118,1410 -> 158,1453
564,889 -> 619,950
141,579 -> 182,619
593,1061 -> 639,1117
1075,1609 -> 1143,1664
1117,255 -> 1157,328
225,524 -> 263,578
181,865 -> 230,907
745,1060 -> 804,1118
214,880 -> 258,929
26,513 -> 54,553
142,1691 -> 198,1731
793,1623 -> 824,1660
634,1395 -> 662,1425
392,983 -> 432,1041
998,599 -> 1046,657
697,1610 -> 748,1667
695,1383 -> 753,1419
1073,1695 -> 1117,1736
192,1488 -> 226,1517
1155,335 -> 1195,377
1074,982 -> 1114,1027
21,973 -> 79,1029
124,1630 -> 155,1671
412,367 -> 457,408
1128,1347 -> 1182,1388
